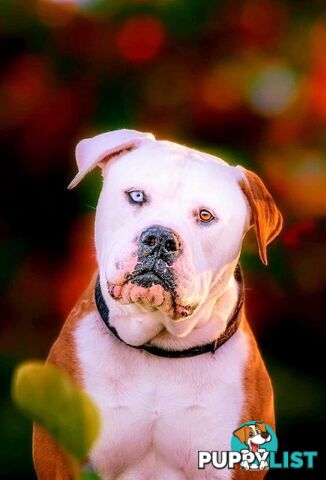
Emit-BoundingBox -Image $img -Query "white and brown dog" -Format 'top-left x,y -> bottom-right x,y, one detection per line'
33,129 -> 282,479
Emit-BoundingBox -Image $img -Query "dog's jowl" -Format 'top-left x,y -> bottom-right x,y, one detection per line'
33,129 -> 283,479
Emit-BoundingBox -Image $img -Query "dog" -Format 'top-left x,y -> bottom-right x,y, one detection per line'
234,422 -> 272,453
33,129 -> 282,479
233,422 -> 271,471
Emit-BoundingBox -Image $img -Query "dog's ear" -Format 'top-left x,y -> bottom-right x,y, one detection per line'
255,422 -> 267,432
236,166 -> 283,265
68,129 -> 155,189
233,425 -> 249,444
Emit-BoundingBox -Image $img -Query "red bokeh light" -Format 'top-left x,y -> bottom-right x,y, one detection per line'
198,74 -> 241,113
282,220 -> 315,248
234,0 -> 288,49
308,71 -> 326,119
266,118 -> 304,145
116,15 -> 165,64
2,55 -> 52,110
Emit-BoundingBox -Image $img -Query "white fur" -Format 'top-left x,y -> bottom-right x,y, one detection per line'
75,309 -> 249,480
92,134 -> 250,344
247,425 -> 271,449
70,130 -> 254,478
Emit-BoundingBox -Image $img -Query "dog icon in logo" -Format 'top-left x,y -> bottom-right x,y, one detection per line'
233,422 -> 271,470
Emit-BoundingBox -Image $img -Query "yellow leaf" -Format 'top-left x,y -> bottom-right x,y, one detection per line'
12,361 -> 101,461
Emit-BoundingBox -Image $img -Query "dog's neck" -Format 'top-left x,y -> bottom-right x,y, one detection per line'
149,267 -> 241,351
98,261 -> 243,353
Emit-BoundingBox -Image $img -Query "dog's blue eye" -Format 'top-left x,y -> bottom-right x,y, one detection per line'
128,190 -> 145,204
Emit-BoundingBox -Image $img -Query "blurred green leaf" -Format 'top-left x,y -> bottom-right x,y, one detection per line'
79,469 -> 102,480
12,362 -> 101,461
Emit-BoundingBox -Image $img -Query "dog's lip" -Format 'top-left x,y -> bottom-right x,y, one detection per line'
131,271 -> 161,280
108,274 -> 197,320
129,271 -> 198,318
129,271 -> 170,290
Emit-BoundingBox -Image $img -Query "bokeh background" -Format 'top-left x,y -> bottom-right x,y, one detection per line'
0,0 -> 325,478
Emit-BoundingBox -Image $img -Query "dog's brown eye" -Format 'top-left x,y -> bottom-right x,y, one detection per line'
198,209 -> 214,223
249,431 -> 254,437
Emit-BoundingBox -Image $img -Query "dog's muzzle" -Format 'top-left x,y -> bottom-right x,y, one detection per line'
108,225 -> 198,319
138,225 -> 182,265
129,225 -> 181,293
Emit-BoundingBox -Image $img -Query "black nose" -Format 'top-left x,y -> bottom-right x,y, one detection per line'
261,432 -> 269,439
139,225 -> 182,264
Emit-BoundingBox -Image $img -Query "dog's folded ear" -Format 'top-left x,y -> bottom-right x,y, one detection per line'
68,129 -> 155,189
233,425 -> 248,444
237,166 -> 283,265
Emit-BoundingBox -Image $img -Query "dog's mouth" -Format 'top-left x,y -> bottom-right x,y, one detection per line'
107,263 -> 196,320
128,258 -> 177,294
129,271 -> 173,293
251,442 -> 259,453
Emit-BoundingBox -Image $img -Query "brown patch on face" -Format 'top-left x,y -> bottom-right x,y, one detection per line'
255,422 -> 267,433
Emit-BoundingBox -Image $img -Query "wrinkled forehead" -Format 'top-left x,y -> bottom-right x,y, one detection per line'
103,140 -> 242,206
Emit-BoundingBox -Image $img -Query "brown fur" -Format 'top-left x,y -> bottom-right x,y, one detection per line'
33,275 -> 97,479
233,318 -> 274,480
238,167 -> 283,265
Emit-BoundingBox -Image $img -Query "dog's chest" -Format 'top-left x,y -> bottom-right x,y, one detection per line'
75,313 -> 248,480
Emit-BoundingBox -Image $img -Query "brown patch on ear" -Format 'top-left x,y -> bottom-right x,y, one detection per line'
233,425 -> 250,444
255,422 -> 267,433
238,167 -> 283,265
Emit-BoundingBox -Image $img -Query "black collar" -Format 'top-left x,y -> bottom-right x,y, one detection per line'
95,265 -> 244,358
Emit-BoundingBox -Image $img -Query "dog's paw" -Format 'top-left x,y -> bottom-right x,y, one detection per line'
240,461 -> 250,470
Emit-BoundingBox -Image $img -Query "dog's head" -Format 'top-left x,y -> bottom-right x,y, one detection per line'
69,129 -> 282,340
233,422 -> 271,452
